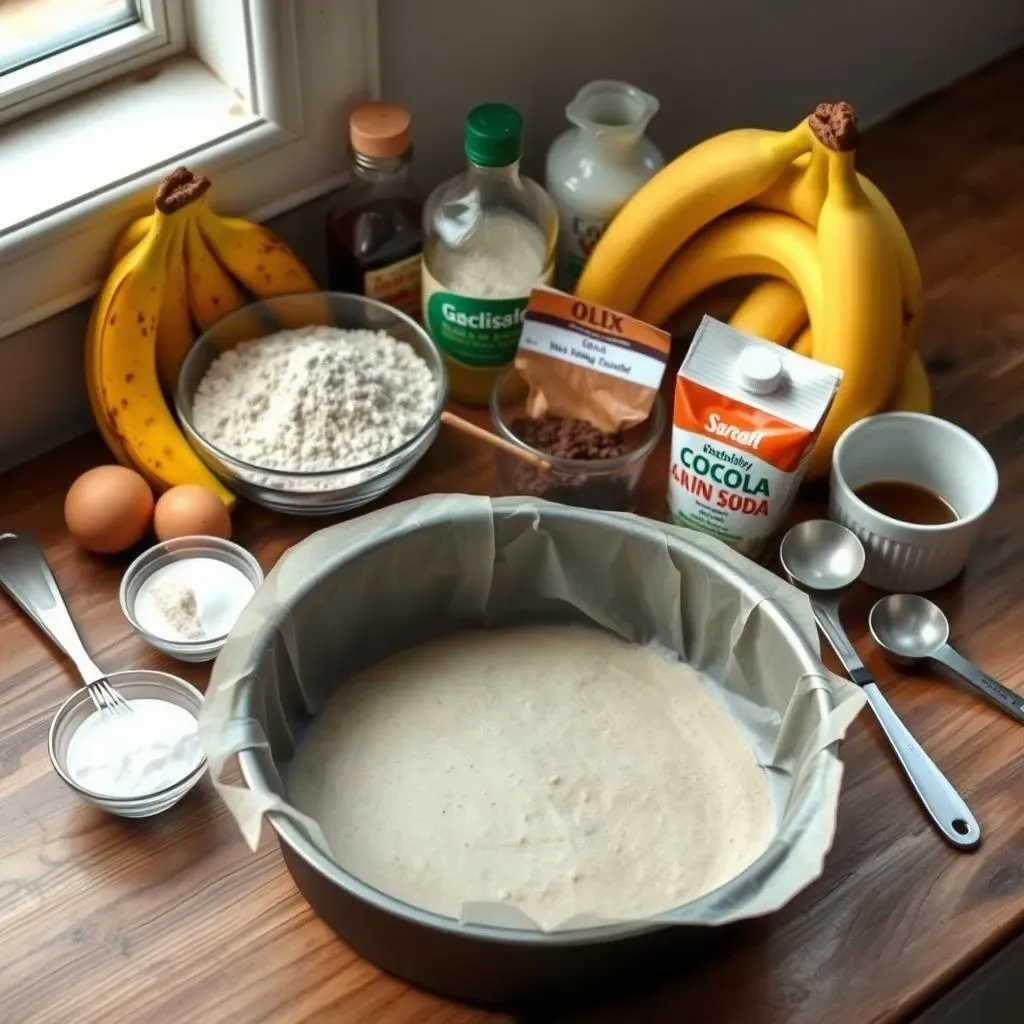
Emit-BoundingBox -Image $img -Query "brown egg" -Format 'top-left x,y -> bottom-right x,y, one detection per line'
64,465 -> 154,554
154,484 -> 232,541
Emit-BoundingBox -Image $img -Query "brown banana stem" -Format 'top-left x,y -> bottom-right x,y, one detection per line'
808,102 -> 859,151
155,167 -> 211,215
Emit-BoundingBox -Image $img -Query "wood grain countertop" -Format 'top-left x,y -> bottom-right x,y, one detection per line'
3,52 -> 1024,1024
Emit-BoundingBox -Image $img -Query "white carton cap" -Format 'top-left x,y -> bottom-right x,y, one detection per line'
736,345 -> 784,395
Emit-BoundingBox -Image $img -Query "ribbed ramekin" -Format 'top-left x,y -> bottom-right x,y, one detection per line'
829,412 -> 998,592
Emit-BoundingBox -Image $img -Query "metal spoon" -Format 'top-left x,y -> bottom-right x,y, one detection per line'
779,520 -> 980,851
0,533 -> 130,715
870,594 -> 1024,724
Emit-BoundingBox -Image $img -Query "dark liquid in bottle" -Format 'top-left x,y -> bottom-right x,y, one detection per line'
326,196 -> 422,319
855,479 -> 958,524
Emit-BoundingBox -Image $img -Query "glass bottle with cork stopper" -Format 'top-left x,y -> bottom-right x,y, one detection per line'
325,101 -> 422,320
422,103 -> 558,405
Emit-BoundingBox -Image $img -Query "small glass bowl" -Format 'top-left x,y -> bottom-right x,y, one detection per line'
120,535 -> 264,663
49,670 -> 207,818
174,292 -> 449,515
489,366 -> 666,511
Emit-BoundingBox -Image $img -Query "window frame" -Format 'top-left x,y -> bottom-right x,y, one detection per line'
0,0 -> 188,125
0,0 -> 380,340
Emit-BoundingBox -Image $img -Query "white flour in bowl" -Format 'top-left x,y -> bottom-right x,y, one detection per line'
288,623 -> 772,930
191,326 -> 437,476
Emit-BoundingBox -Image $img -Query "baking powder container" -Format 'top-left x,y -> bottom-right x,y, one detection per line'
829,412 -> 999,592
120,535 -> 264,662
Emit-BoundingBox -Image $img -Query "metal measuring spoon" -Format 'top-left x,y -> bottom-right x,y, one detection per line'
779,520 -> 981,851
870,594 -> 1024,724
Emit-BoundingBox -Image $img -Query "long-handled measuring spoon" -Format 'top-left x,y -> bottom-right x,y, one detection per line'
779,519 -> 981,851
869,593 -> 1024,724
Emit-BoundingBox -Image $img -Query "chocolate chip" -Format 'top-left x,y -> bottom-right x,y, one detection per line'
512,415 -> 627,461
505,415 -> 633,510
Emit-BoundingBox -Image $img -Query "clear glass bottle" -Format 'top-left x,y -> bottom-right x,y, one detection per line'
326,102 -> 422,320
546,80 -> 663,291
422,103 -> 558,405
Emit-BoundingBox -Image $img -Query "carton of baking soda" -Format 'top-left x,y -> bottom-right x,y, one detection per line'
669,316 -> 842,557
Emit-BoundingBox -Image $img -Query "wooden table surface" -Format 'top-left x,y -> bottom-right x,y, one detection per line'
3,52 -> 1024,1024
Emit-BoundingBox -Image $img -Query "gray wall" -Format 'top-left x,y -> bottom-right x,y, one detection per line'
2,0 -> 1024,471
378,0 -> 1024,190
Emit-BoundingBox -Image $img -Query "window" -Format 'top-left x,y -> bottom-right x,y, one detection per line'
0,0 -> 379,338
0,0 -> 186,124
0,0 -> 135,69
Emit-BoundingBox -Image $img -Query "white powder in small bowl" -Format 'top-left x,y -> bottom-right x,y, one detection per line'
150,580 -> 204,640
133,558 -> 256,643
66,698 -> 202,799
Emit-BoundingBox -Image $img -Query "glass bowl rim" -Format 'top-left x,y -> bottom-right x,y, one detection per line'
174,292 -> 449,480
48,670 -> 208,805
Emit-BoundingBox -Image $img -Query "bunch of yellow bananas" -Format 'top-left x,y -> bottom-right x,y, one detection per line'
576,102 -> 928,480
84,167 -> 322,504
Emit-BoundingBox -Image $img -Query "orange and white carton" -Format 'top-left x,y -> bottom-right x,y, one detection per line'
669,316 -> 842,557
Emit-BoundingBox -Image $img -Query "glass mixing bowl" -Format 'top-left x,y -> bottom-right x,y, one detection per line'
175,293 -> 448,515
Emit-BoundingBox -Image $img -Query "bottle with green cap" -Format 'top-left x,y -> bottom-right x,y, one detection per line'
422,102 -> 558,404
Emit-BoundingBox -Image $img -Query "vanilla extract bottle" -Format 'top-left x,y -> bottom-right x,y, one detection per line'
326,102 -> 422,320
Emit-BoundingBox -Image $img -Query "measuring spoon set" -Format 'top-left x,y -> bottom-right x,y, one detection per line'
779,519 -> 1020,852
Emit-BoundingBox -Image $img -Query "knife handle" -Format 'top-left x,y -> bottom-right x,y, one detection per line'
809,597 -> 981,852
862,680 -> 981,850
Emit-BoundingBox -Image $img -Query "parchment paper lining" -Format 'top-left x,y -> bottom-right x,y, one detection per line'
200,495 -> 865,933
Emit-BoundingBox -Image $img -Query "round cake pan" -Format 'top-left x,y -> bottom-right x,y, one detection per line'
219,499 -> 839,1005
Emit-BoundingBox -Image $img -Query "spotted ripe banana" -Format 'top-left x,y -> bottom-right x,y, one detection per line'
93,210 -> 234,504
109,212 -> 154,269
805,103 -> 903,480
196,200 -> 329,328
728,279 -> 807,344
575,119 -> 815,313
86,242 -> 154,477
155,216 -> 194,395
184,210 -> 248,331
635,211 -> 822,330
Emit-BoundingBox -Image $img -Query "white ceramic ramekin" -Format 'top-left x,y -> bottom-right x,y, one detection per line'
829,412 -> 998,592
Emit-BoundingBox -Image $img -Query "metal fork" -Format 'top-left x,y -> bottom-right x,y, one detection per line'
0,533 -> 131,716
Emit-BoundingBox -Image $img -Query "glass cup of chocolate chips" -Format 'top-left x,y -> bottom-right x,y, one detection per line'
489,366 -> 666,511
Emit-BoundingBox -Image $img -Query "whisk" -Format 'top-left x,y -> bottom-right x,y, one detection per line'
0,533 -> 132,715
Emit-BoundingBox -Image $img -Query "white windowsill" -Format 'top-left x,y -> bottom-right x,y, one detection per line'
0,57 -> 259,233
0,0 -> 380,341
